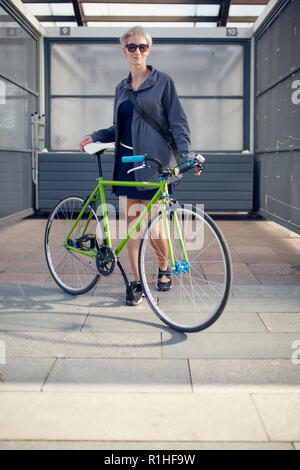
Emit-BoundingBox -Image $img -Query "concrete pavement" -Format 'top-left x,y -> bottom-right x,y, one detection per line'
0,216 -> 300,450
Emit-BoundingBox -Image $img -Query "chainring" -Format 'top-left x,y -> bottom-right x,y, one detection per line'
96,245 -> 116,276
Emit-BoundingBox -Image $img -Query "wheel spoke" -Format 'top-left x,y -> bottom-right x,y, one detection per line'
139,205 -> 232,332
45,197 -> 100,294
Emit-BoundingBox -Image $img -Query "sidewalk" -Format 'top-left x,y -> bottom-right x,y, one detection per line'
0,215 -> 300,450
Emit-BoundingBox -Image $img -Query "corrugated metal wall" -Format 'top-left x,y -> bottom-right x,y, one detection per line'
0,1 -> 39,224
254,0 -> 300,233
38,152 -> 253,213
0,151 -> 33,220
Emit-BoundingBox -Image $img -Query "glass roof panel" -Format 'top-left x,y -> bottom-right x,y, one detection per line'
86,22 -> 196,28
41,22 -> 78,27
22,1 -> 270,27
82,4 -> 217,17
196,5 -> 220,16
226,22 -> 254,27
229,5 -> 266,17
25,3 -> 74,16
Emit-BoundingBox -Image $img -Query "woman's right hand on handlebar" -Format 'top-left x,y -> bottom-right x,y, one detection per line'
79,135 -> 94,152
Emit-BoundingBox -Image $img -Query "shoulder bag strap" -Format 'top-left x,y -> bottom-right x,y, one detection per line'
124,84 -> 181,164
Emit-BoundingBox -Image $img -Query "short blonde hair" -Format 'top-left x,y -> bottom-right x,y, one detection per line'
120,25 -> 152,48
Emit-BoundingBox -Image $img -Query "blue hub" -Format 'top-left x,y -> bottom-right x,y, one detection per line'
172,260 -> 191,275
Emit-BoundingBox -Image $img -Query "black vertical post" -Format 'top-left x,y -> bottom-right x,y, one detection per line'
96,152 -> 103,178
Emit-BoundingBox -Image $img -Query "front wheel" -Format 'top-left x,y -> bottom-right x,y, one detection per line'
45,196 -> 101,295
138,204 -> 232,332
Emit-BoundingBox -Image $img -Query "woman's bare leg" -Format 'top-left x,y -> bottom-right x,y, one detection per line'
121,197 -> 170,281
121,197 -> 144,281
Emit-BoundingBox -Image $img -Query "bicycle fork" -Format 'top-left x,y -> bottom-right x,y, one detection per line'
161,203 -> 190,275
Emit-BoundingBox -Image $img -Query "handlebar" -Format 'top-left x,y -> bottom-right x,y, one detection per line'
121,153 -> 205,177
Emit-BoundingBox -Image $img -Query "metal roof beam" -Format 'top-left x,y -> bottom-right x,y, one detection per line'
36,15 -> 75,21
36,14 -> 258,23
22,0 -> 71,2
231,0 -> 268,4
78,0 -> 221,3
228,15 -> 258,21
72,0 -> 84,25
22,0 -> 222,3
217,0 -> 231,26
83,15 -> 219,22
22,0 -> 268,3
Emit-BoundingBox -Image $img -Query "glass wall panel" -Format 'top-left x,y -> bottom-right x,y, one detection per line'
0,78 -> 37,150
0,6 -> 37,91
51,43 -> 243,97
182,99 -> 243,150
49,41 -> 246,152
0,2 -> 38,220
151,44 -> 243,96
51,98 -> 114,150
51,44 -> 127,95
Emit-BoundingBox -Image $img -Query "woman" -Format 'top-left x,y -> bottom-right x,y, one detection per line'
80,25 -> 199,306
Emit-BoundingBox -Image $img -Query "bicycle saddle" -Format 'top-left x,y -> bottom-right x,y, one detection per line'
84,142 -> 115,155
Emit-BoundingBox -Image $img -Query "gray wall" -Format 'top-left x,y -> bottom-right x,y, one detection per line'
254,0 -> 300,233
38,152 -> 253,213
0,150 -> 32,219
0,1 -> 39,222
41,37 -> 252,213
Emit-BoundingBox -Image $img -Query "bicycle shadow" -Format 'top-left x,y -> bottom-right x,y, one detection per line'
0,283 -> 188,348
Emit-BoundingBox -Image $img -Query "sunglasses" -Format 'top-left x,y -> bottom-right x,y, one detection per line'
125,43 -> 149,53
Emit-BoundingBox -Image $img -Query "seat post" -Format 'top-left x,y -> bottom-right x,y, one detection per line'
96,151 -> 103,178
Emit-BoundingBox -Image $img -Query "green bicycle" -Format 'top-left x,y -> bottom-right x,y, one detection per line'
44,144 -> 232,332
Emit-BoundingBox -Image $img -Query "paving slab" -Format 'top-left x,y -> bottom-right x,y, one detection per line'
0,331 -> 161,358
232,285 -> 300,298
189,359 -> 300,393
83,307 -> 171,333
0,440 -> 295,450
0,283 -> 73,303
84,309 -> 268,333
258,313 -> 300,333
161,332 -> 299,359
43,358 -> 191,393
0,358 -> 54,391
253,394 -> 300,441
1,217 -> 300,446
225,297 -> 300,313
0,392 -> 268,441
201,312 -> 267,333
0,309 -> 87,332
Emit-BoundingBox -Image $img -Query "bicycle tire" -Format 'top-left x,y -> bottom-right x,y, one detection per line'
138,204 -> 232,332
45,196 -> 101,295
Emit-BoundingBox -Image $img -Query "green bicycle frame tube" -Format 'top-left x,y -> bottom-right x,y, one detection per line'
64,185 -> 100,245
172,209 -> 189,263
64,177 -> 179,268
98,178 -> 163,257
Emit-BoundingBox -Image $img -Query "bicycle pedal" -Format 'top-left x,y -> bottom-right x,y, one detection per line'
72,234 -> 97,250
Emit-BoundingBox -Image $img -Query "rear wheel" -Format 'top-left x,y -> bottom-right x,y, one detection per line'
138,204 -> 232,332
45,196 -> 101,294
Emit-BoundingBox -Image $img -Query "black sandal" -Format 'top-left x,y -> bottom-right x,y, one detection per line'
156,268 -> 172,292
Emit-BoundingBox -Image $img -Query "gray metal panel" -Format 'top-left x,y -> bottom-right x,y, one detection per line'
0,151 -> 33,219
255,0 -> 300,234
256,0 -> 300,92
38,152 -> 118,212
255,151 -> 300,234
256,69 -> 300,151
176,154 -> 253,211
38,152 -> 254,213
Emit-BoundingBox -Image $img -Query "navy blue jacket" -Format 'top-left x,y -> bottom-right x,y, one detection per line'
90,66 -> 192,186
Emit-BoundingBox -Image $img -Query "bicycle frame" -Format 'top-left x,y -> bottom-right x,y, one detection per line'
63,153 -> 187,269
